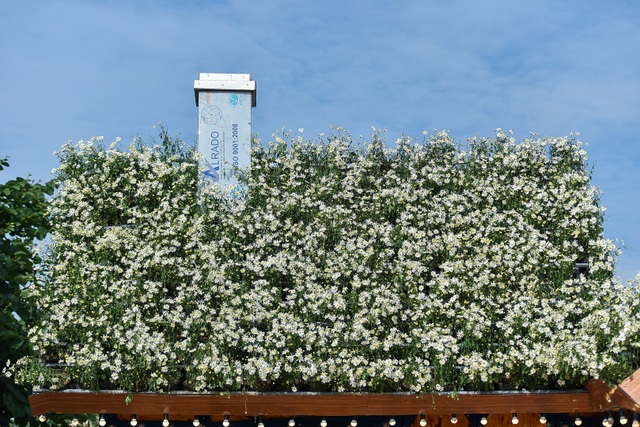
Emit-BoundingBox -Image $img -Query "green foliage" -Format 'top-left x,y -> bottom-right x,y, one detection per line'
8,129 -> 640,395
0,158 -> 56,426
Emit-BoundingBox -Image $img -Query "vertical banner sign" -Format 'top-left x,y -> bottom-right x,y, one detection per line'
194,73 -> 257,190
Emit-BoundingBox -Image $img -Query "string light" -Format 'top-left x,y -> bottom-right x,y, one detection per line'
49,410 -> 630,427
38,414 -> 47,423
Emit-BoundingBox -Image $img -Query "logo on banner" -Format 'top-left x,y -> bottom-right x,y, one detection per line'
228,93 -> 242,107
204,159 -> 220,180
201,105 -> 225,127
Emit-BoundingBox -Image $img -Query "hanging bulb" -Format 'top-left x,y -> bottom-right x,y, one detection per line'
351,418 -> 358,427
321,419 -> 328,427
620,412 -> 628,426
451,415 -> 458,425
604,416 -> 610,427
289,418 -> 296,427
71,418 -> 80,427
420,415 -> 427,427
194,417 -> 201,427
163,414 -> 170,427
512,414 -> 519,425
223,415 -> 231,427
573,412 -> 582,427
130,415 -> 138,427
609,412 -> 615,427
389,418 -> 396,427
99,414 -> 107,427
631,414 -> 639,427
481,417 -> 488,426
38,414 -> 47,423
540,415 -> 547,425
258,417 -> 264,427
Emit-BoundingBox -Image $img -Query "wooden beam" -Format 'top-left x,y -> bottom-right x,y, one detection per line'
29,389 -> 606,422
585,379 -> 640,412
618,368 -> 640,411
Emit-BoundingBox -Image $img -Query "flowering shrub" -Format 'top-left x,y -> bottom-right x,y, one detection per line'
9,128 -> 640,393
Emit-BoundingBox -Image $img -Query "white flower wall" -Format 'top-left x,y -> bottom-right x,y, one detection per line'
12,129 -> 640,393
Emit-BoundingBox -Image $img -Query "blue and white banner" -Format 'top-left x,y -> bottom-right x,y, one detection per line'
195,74 -> 255,190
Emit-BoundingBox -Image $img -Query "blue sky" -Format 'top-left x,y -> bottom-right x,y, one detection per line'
1,1 -> 639,282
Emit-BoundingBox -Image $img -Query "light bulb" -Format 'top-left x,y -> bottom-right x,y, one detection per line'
575,416 -> 582,426
72,418 -> 79,427
38,414 -> 47,423
163,414 -> 170,427
420,415 -> 427,427
604,417 -> 610,427
632,415 -> 639,427
481,417 -> 488,426
609,415 -> 615,426
258,418 -> 264,427
351,418 -> 358,427
194,417 -> 201,427
223,415 -> 231,427
389,418 -> 396,427
540,416 -> 547,424
131,415 -> 138,427
451,415 -> 458,425
321,419 -> 328,427
512,414 -> 519,425
99,415 -> 107,426
289,418 -> 296,427
621,412 -> 628,426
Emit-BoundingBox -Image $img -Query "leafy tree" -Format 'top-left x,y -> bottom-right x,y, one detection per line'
1,158 -> 56,426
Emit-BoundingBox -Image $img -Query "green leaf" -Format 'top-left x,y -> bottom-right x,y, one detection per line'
0,159 -> 51,425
